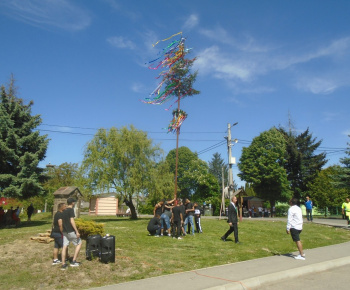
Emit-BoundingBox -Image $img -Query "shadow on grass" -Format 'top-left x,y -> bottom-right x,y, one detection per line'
0,220 -> 50,230
20,221 -> 51,227
86,217 -> 151,223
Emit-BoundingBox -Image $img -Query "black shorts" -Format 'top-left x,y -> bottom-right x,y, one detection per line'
51,232 -> 63,249
290,228 -> 302,242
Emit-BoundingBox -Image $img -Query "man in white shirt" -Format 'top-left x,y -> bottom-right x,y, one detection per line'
286,197 -> 305,260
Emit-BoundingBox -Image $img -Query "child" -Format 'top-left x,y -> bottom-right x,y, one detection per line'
194,203 -> 202,233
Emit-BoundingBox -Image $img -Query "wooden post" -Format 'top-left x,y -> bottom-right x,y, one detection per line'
174,96 -> 181,201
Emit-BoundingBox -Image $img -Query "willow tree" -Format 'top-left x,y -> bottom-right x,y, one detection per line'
80,125 -> 165,219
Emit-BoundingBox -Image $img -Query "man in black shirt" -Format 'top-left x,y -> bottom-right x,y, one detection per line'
171,199 -> 183,239
61,198 -> 82,270
147,214 -> 161,236
52,203 -> 66,265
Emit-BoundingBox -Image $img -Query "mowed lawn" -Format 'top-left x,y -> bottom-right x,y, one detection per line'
1,214 -> 349,289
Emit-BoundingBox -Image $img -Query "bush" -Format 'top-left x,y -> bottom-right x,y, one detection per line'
138,202 -> 154,215
75,218 -> 105,240
275,204 -> 289,217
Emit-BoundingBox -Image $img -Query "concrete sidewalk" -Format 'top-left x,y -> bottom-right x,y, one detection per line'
91,219 -> 350,290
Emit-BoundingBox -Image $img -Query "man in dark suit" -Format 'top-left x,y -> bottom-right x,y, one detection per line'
221,195 -> 239,243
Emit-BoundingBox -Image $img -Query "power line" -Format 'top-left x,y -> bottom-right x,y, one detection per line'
37,124 -> 347,157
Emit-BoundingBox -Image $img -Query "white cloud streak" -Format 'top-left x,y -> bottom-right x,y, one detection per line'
197,26 -> 350,95
107,36 -> 136,50
0,0 -> 91,31
182,14 -> 199,31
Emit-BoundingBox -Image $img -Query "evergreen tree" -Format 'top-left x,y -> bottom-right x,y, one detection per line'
0,80 -> 49,198
209,152 -> 228,186
279,127 -> 327,199
334,136 -> 350,191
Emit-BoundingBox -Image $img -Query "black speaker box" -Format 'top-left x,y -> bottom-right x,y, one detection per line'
100,235 -> 115,263
86,235 -> 102,260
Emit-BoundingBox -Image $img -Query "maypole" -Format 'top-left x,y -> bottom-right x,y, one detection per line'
143,32 -> 199,201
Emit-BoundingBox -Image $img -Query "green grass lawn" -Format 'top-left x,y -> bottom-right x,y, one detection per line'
1,214 -> 349,289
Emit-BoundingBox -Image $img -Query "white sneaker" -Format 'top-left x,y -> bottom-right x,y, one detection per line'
294,255 -> 305,260
178,237 -> 182,240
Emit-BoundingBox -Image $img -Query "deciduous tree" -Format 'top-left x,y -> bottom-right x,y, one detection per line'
238,128 -> 292,207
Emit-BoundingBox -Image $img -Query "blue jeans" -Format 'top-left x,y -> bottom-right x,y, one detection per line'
306,209 -> 313,221
160,213 -> 171,230
184,215 -> 195,234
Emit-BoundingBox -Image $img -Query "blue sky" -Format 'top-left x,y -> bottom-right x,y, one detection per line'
1,0 -> 349,188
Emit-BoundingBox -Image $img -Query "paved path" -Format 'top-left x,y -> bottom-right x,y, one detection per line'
91,218 -> 350,290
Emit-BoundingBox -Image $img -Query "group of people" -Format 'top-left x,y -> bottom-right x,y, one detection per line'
147,198 -> 203,239
147,194 -> 308,262
0,206 -> 21,227
51,197 -> 82,270
246,206 -> 273,218
0,203 -> 35,227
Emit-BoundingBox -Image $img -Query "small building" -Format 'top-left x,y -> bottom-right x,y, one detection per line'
89,194 -> 137,216
53,186 -> 83,217
89,193 -> 119,216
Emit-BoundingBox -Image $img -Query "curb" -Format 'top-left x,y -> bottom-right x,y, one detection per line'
205,256 -> 350,290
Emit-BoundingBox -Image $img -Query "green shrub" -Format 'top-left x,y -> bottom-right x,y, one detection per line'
275,204 -> 289,217
75,218 -> 105,240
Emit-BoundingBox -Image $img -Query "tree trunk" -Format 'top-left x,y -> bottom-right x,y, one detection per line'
124,196 -> 138,219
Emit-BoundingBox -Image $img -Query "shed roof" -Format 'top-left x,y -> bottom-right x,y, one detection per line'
53,186 -> 82,197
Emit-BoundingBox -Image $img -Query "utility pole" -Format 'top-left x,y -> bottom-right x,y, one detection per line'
225,122 -> 238,200
219,166 -> 225,220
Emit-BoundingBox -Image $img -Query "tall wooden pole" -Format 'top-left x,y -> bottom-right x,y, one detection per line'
174,96 -> 181,201
219,166 -> 225,220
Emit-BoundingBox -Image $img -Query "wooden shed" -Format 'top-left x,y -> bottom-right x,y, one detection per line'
89,193 -> 119,216
53,186 -> 83,218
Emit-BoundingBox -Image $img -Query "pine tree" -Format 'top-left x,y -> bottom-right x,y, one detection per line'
0,79 -> 49,198
209,152 -> 228,186
279,127 -> 327,199
336,136 -> 350,190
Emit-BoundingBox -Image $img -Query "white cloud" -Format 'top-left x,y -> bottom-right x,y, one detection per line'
199,26 -> 272,53
0,0 -> 91,31
182,14 -> 199,31
107,36 -> 136,50
295,78 -> 338,95
197,26 -> 350,94
131,83 -> 145,93
195,46 -> 253,82
322,112 -> 339,122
